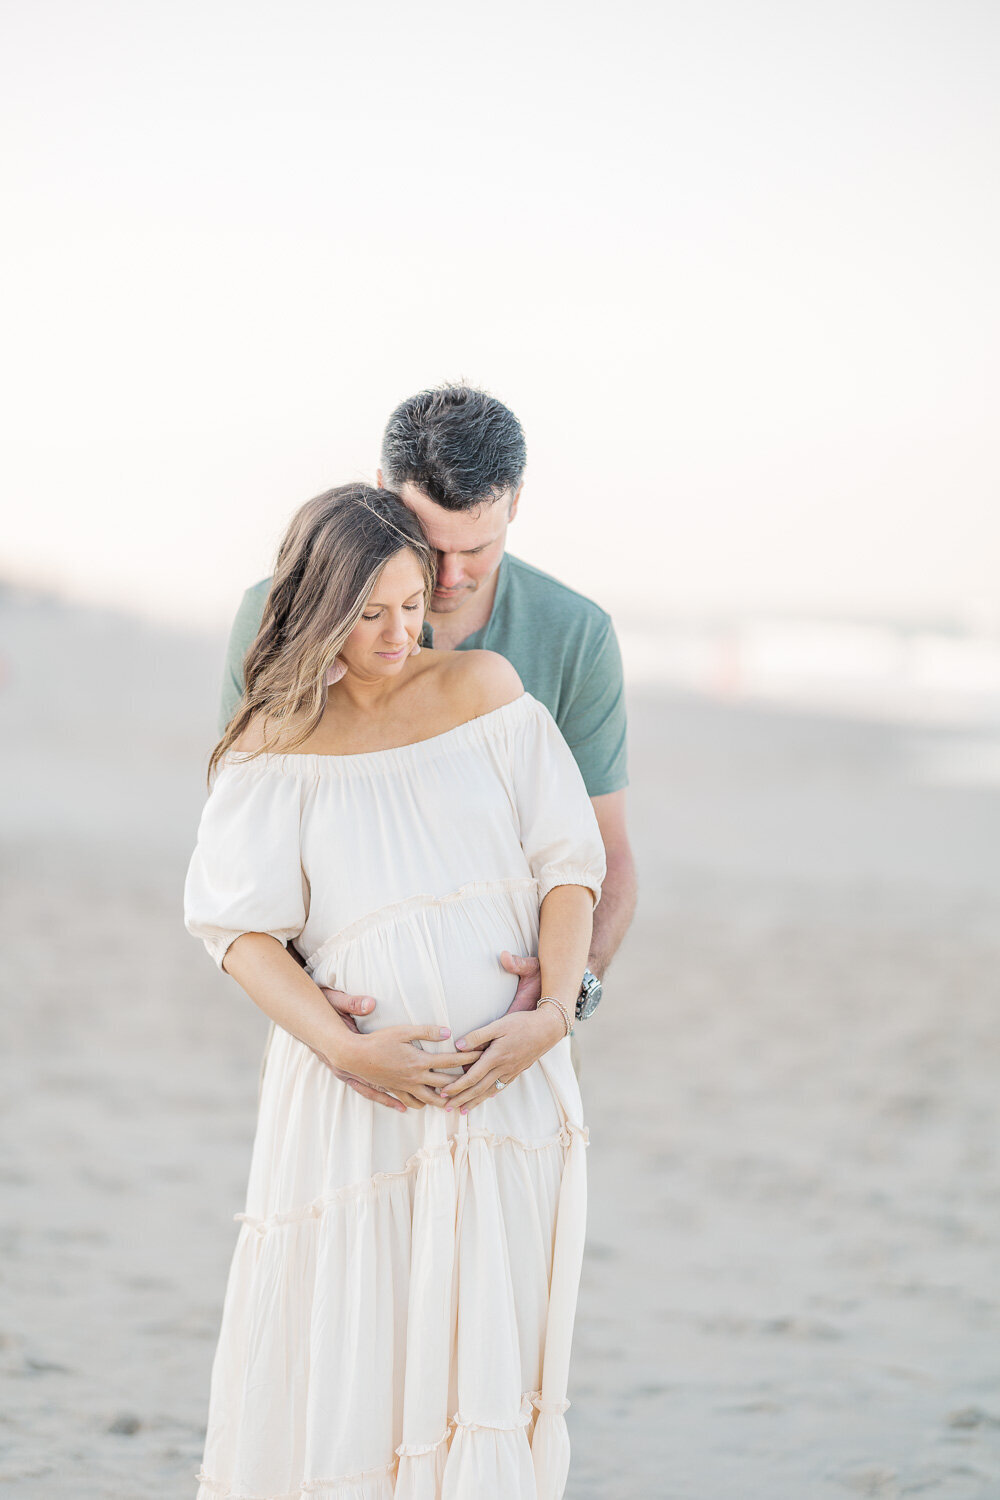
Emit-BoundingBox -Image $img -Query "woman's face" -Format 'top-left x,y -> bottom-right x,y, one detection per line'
339,549 -> 427,677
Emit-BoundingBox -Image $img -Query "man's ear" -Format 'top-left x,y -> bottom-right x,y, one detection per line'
508,484 -> 523,522
376,467 -> 384,489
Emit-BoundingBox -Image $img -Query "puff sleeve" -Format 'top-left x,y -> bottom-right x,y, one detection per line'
505,696 -> 607,907
184,759 -> 310,969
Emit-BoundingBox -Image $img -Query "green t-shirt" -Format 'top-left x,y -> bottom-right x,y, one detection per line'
218,552 -> 628,797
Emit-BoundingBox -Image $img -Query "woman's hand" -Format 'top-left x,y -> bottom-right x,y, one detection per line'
222,935 -> 483,1113
338,1025 -> 484,1111
313,984 -> 412,1111
439,1005 -> 567,1113
303,1044 -> 408,1112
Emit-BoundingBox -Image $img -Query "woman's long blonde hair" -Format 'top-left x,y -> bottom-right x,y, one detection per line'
209,484 -> 435,779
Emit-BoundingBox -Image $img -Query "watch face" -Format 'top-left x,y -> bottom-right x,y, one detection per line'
576,974 -> 602,1019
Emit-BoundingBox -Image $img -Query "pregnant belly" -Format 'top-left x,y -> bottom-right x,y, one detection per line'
308,882 -> 541,1045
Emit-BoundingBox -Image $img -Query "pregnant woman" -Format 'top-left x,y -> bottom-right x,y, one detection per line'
184,484 -> 605,1500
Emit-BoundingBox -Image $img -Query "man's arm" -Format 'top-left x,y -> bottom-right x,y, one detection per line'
588,789 -> 637,979
501,616 -> 634,1010
559,619 -> 634,976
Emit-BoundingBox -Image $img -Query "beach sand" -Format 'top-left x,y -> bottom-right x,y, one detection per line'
2,593 -> 999,1498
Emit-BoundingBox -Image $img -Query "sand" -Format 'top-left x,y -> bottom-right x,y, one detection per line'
1,591 -> 999,1499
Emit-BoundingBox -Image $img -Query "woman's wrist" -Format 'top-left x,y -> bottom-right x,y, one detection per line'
306,1010 -> 361,1071
533,997 -> 572,1043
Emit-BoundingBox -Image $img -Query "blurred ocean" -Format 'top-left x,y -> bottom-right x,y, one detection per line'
618,616 -> 1000,738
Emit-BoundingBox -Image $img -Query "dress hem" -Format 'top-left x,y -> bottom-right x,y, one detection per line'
195,1389 -> 568,1498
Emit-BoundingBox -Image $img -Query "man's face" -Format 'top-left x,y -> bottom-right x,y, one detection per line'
384,478 -> 520,615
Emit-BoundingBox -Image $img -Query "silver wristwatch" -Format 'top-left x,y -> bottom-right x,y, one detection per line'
576,968 -> 603,1021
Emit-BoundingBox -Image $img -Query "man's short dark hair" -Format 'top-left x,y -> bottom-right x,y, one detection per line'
380,385 -> 527,511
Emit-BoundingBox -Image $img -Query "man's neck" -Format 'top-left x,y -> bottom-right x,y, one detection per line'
426,561 -> 503,651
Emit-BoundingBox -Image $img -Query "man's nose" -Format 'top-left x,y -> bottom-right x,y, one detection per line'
436,553 -> 463,588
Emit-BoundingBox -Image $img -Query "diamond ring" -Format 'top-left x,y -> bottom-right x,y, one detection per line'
494,1079 -> 507,1091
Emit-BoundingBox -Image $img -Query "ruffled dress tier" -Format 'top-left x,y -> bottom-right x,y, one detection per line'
184,695 -> 606,1500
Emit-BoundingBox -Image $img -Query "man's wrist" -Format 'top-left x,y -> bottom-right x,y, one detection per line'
576,967 -> 604,1021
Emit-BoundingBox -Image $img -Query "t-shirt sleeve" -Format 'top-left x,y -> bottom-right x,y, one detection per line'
558,620 -> 629,798
507,698 -> 607,907
218,583 -> 270,736
183,761 -> 310,969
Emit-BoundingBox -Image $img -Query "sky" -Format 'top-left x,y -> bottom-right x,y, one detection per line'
1,0 -> 998,630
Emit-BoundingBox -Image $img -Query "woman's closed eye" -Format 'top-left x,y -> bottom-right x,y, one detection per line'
363,604 -> 421,621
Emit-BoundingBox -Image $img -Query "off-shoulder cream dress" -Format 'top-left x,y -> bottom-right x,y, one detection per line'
184,694 -> 606,1500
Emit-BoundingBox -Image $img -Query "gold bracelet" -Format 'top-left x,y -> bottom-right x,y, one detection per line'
536,996 -> 574,1037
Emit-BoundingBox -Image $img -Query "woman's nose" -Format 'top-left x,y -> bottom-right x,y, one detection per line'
382,613 -> 408,644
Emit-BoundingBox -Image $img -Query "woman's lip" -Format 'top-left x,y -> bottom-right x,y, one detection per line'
376,647 -> 407,659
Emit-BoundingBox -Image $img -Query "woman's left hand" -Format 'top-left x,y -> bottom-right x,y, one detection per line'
439,1006 -> 567,1113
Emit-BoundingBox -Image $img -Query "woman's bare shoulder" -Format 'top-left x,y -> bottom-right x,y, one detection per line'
230,716 -> 267,754
230,713 -> 309,754
442,649 -> 524,718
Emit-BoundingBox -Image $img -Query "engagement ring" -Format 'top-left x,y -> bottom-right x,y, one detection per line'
494,1079 -> 507,1091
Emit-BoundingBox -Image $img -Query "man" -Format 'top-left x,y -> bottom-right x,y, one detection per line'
219,384 -> 637,1104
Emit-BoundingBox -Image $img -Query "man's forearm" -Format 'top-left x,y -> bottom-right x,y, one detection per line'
588,849 -> 637,980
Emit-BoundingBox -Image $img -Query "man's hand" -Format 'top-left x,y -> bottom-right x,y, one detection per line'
500,951 -> 542,1013
320,985 -> 378,1034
